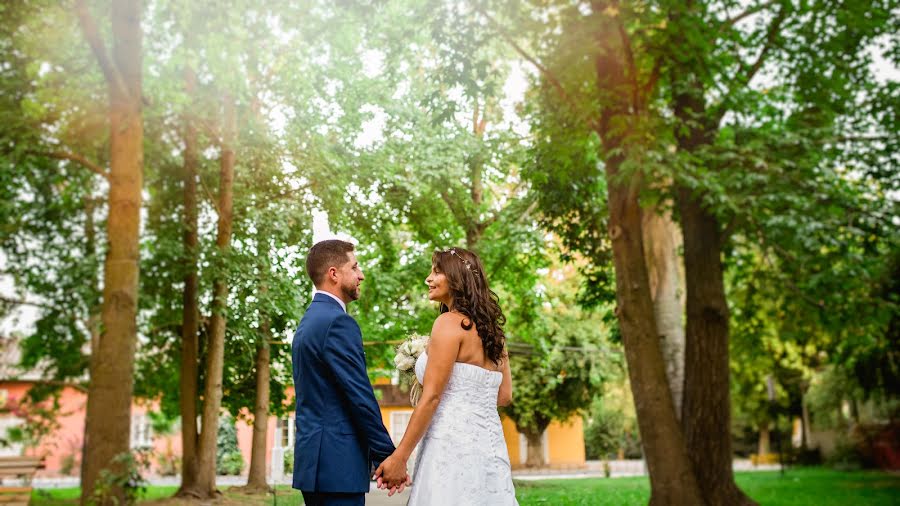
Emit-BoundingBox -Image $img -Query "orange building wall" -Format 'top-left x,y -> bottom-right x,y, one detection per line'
501,416 -> 521,465
547,417 -> 585,466
500,415 -> 586,469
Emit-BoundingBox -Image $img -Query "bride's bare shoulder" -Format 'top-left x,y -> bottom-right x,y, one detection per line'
430,312 -> 467,341
433,311 -> 471,329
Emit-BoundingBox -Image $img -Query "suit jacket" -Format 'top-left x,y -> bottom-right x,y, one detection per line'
291,292 -> 396,493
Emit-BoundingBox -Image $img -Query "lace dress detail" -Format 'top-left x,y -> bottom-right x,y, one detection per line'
406,352 -> 518,505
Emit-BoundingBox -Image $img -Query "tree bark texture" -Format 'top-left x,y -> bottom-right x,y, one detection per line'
591,3 -> 704,501
523,429 -> 546,468
758,422 -> 771,456
244,313 -> 272,491
176,62 -> 200,496
673,79 -> 756,506
191,94 -> 236,498
79,1 -> 143,504
642,209 -> 686,420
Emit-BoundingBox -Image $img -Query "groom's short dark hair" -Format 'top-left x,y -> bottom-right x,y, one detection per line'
306,239 -> 355,287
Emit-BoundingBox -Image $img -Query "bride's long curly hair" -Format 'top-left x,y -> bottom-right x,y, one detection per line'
432,247 -> 507,364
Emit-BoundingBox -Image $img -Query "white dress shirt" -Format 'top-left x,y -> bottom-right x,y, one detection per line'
314,289 -> 347,312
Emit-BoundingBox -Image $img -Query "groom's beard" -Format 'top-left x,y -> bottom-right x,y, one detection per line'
342,282 -> 361,302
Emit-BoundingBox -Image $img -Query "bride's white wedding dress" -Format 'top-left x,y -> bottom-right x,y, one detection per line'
406,352 -> 518,505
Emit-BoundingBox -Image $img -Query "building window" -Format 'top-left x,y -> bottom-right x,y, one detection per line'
390,411 -> 413,445
276,416 -> 295,450
131,414 -> 153,448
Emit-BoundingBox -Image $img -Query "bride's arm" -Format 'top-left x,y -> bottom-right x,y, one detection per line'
497,351 -> 512,406
375,314 -> 461,478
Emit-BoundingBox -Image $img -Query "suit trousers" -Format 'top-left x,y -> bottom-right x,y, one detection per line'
300,490 -> 365,506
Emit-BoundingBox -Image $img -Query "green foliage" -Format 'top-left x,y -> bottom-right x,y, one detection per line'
584,400 -> 628,461
283,447 -> 294,475
2,386 -> 64,451
59,453 -> 77,477
584,374 -> 642,461
89,451 -> 150,506
215,413 -> 244,476
503,264 -> 618,434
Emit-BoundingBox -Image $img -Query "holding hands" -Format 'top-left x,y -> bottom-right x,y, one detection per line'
374,453 -> 411,496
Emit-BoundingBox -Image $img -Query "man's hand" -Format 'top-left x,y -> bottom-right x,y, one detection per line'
376,473 -> 411,496
373,454 -> 410,494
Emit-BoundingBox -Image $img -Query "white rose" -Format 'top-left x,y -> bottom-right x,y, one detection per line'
395,355 -> 415,371
410,338 -> 427,356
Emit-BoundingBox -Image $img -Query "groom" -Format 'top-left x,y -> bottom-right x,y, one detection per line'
292,239 -> 408,505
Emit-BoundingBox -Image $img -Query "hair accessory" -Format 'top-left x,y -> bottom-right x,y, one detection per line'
449,249 -> 479,274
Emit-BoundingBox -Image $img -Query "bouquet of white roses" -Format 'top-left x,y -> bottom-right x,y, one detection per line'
393,333 -> 428,406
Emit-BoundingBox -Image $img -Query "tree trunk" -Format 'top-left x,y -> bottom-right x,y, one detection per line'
465,102 -> 486,250
592,2 -> 704,503
669,21 -> 755,499
642,209 -> 686,420
677,190 -> 754,506
84,196 -> 102,357
176,62 -> 200,497
801,399 -> 811,449
758,422 -> 771,456
190,94 -> 237,498
602,157 -> 705,506
78,1 -> 143,504
523,429 -> 545,468
244,317 -> 272,491
82,196 -> 101,489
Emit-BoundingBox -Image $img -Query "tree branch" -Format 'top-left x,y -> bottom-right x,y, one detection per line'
41,151 -> 109,180
720,0 -> 778,31
73,0 -> 130,100
715,4 -> 787,123
642,59 -> 662,101
475,5 -> 579,114
440,189 -> 469,226
740,6 -> 786,86
615,16 -> 641,110
0,296 -> 57,311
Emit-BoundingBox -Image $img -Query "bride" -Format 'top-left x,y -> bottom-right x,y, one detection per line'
375,247 -> 518,505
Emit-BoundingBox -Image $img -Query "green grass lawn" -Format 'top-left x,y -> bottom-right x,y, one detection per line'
513,468 -> 900,505
29,468 -> 900,506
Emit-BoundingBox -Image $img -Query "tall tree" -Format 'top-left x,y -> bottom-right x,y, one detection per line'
495,1 -> 706,501
73,0 -> 144,503
660,0 -> 896,500
191,94 -> 236,498
176,58 -> 201,495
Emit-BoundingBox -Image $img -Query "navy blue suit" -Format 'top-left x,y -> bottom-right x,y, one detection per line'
291,293 -> 395,501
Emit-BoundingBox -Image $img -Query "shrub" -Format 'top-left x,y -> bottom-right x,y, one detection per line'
154,449 -> 180,477
219,451 -> 245,476
91,450 -> 150,506
60,453 -> 77,476
283,448 -> 294,474
216,413 -> 243,475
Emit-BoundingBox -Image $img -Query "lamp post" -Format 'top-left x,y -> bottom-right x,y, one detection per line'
767,375 -> 785,476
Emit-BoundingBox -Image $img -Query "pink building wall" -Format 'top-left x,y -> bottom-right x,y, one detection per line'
0,382 -> 182,477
